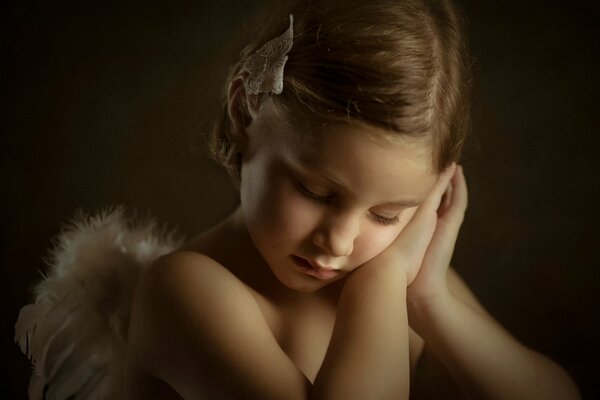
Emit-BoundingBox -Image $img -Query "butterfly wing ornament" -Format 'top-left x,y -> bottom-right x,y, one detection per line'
243,14 -> 294,95
15,207 -> 183,399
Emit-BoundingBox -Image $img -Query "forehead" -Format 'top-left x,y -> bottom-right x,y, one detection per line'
259,105 -> 437,204
260,98 -> 432,152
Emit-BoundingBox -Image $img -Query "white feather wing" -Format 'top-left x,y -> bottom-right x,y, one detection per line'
15,207 -> 183,400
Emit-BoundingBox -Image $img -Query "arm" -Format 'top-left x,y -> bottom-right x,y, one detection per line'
409,267 -> 487,399
313,164 -> 459,399
313,254 -> 411,399
408,282 -> 581,400
130,250 -> 410,400
127,251 -> 313,400
406,166 -> 580,399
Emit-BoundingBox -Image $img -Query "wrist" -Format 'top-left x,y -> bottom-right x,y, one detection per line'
407,287 -> 453,334
344,256 -> 408,296
368,244 -> 423,284
351,258 -> 408,284
406,273 -> 452,310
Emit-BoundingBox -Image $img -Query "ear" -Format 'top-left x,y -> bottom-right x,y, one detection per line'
227,76 -> 261,151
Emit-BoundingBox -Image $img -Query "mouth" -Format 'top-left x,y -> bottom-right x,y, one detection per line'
291,255 -> 340,280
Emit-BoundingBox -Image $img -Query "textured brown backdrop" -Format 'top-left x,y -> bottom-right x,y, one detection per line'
2,0 -> 599,398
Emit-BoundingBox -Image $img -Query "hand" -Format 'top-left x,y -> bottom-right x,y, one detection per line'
355,163 -> 458,284
407,164 -> 468,304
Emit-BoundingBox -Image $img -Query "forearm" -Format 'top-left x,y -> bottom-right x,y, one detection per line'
313,260 -> 410,399
408,291 -> 580,400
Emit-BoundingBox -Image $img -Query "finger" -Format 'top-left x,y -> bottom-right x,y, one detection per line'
432,162 -> 457,202
407,166 -> 468,288
456,165 -> 468,212
438,181 -> 453,215
400,162 -> 456,241
425,165 -> 468,265
412,162 -> 457,220
445,164 -> 468,219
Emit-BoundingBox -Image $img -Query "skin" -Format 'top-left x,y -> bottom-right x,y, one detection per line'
125,78 -> 581,399
238,94 -> 438,294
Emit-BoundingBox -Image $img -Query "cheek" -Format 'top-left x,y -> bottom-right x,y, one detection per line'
352,207 -> 418,264
353,227 -> 397,263
243,166 -> 319,248
266,193 -> 320,246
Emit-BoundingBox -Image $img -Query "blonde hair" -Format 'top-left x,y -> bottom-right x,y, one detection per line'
209,0 -> 472,186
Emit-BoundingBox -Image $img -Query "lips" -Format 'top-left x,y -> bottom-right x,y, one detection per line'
291,255 -> 340,280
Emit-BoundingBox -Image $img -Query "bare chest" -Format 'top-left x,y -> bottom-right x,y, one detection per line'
248,286 -> 425,385
249,289 -> 337,383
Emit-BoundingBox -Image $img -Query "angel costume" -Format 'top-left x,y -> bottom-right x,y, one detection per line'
15,207 -> 183,399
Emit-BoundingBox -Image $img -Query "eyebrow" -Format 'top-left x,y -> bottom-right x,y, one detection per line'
293,157 -> 422,207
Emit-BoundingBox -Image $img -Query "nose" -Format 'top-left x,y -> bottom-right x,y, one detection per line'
312,212 -> 359,257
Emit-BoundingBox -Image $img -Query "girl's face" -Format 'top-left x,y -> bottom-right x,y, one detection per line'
239,102 -> 438,293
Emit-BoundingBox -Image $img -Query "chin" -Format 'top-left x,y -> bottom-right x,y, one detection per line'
280,275 -> 324,293
272,267 -> 331,294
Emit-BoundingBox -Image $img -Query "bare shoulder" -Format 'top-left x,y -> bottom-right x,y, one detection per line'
136,250 -> 250,309
127,251 -> 244,384
127,251 -> 311,400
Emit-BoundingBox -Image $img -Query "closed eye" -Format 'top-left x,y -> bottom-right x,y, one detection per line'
294,180 -> 334,204
369,212 -> 400,226
296,180 -> 400,227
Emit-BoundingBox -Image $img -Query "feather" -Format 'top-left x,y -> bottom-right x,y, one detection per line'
15,303 -> 51,355
73,368 -> 107,400
31,298 -> 73,374
15,206 -> 184,399
27,371 -> 45,400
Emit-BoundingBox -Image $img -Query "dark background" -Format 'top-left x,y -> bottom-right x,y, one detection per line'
2,0 -> 599,398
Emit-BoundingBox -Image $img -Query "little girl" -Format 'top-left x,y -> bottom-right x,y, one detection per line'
17,0 -> 580,399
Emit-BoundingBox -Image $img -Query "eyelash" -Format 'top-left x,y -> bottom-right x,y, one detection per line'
294,180 -> 401,226
371,214 -> 401,226
294,180 -> 333,204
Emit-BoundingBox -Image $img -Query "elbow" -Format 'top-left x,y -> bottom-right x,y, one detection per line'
547,374 -> 581,400
531,352 -> 581,400
551,369 -> 581,400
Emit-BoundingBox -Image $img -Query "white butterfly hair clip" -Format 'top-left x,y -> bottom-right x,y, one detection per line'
243,14 -> 294,95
